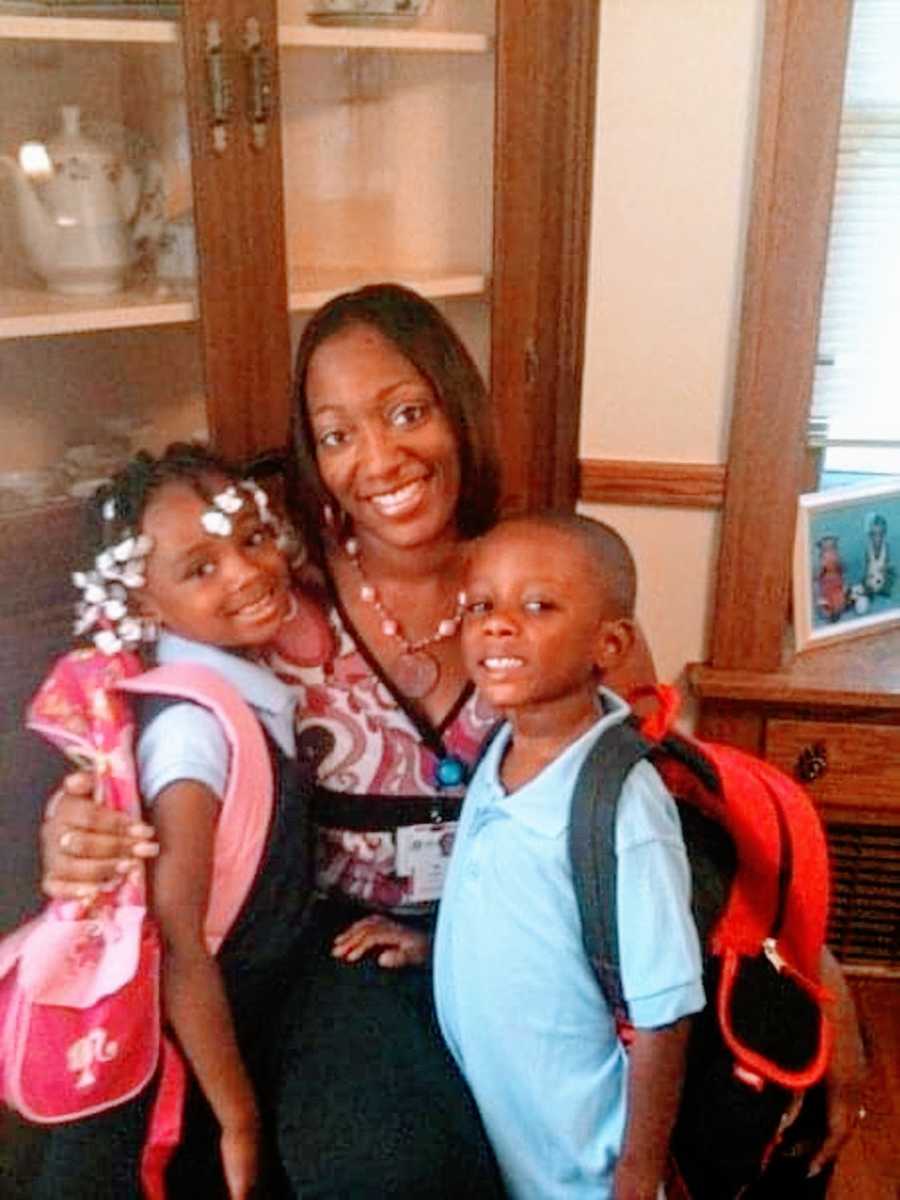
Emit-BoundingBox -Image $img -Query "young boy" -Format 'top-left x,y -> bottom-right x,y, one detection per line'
433,512 -> 704,1200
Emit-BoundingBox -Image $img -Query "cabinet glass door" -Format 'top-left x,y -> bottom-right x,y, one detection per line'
0,5 -> 205,518
0,4 -> 207,936
276,0 -> 495,374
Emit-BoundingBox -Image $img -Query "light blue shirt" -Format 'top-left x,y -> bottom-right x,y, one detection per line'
433,690 -> 704,1200
137,631 -> 298,803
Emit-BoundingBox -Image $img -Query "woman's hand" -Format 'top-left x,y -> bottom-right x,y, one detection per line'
331,915 -> 430,969
41,771 -> 158,900
219,1119 -> 260,1200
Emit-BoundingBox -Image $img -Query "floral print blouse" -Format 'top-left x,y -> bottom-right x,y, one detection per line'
266,585 -> 497,914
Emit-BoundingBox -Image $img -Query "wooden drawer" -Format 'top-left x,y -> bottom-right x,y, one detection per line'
765,719 -> 900,820
766,718 -> 900,973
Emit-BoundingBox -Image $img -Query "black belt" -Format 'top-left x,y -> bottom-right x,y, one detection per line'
312,788 -> 463,831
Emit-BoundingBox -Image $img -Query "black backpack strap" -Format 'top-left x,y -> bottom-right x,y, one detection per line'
568,718 -> 654,1021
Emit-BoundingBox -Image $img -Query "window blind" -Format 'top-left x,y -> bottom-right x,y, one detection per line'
812,0 -> 900,474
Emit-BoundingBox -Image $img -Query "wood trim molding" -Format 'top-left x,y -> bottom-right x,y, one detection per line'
708,0 -> 852,671
579,459 -> 726,509
492,1 -> 600,514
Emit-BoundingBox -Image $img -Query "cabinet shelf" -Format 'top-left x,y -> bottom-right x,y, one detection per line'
0,271 -> 486,338
0,283 -> 195,339
0,15 -> 490,52
0,13 -> 176,42
288,266 -> 487,313
279,25 -> 490,54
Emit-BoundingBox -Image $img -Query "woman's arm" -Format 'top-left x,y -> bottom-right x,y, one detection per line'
151,779 -> 259,1200
614,1017 -> 691,1200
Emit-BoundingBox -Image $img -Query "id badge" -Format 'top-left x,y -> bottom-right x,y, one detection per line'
395,823 -> 457,903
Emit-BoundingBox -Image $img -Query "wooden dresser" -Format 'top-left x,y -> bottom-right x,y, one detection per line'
691,628 -> 900,977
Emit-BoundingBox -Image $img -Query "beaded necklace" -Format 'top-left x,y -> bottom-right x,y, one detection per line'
343,536 -> 466,700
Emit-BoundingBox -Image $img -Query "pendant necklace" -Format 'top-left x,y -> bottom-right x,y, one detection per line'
344,537 -> 465,700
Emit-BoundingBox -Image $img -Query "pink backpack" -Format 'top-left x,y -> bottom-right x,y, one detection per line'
0,649 -> 275,1198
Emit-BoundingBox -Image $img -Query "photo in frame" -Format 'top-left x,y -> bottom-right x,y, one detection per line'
793,479 -> 900,652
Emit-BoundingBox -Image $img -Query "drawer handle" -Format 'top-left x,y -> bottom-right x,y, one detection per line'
795,742 -> 828,783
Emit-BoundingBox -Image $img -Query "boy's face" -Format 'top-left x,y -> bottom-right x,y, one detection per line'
461,523 -> 633,715
136,478 -> 291,651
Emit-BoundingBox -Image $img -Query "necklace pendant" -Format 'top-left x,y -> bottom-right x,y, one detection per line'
434,755 -> 468,790
394,649 -> 440,699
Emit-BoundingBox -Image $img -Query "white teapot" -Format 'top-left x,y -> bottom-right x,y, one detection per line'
0,106 -> 144,295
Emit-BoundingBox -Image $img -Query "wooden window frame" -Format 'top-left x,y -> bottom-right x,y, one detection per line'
709,0 -> 853,671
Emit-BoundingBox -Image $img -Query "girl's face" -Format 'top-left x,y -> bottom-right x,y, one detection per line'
136,479 -> 291,651
305,323 -> 462,553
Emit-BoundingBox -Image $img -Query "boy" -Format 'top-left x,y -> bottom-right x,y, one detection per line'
433,512 -> 704,1199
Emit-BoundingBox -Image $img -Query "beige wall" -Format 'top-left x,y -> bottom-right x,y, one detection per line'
579,0 -> 764,687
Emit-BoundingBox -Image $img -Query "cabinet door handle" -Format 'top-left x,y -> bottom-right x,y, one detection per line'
245,18 -> 274,151
206,19 -> 232,154
795,741 -> 828,783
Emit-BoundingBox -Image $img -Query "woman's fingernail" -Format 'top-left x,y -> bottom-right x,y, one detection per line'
128,823 -> 155,838
74,884 -> 98,899
115,859 -> 134,874
133,841 -> 159,858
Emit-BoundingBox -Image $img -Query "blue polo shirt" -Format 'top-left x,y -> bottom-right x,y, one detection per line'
433,690 -> 704,1200
137,630 -> 298,803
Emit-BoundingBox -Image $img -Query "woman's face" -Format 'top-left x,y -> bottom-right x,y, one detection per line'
305,323 -> 462,552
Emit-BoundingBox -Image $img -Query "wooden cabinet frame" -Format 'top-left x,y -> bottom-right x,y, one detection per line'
181,2 -> 601,506
709,0 -> 852,672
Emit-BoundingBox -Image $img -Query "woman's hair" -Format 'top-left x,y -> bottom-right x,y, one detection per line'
86,441 -> 241,556
289,283 -> 501,555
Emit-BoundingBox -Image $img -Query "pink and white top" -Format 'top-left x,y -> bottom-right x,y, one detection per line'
267,583 -> 497,913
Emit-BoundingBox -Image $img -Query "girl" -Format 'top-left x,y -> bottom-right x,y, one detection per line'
35,442 -> 317,1199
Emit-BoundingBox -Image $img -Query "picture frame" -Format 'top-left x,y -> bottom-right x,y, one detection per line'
793,479 -> 900,652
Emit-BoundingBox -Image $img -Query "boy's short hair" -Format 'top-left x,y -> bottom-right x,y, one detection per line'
492,512 -> 637,619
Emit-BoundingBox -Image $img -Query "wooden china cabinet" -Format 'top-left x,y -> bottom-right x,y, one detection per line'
690,0 -> 899,976
0,2 -> 598,1185
0,0 -> 599,938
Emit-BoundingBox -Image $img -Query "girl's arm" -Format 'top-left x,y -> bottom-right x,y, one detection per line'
614,1017 -> 692,1200
151,779 -> 259,1200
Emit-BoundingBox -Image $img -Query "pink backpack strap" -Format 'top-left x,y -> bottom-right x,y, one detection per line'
118,664 -> 275,953
119,664 -> 276,1196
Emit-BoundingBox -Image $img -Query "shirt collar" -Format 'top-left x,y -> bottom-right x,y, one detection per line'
155,630 -> 298,722
475,688 -> 632,839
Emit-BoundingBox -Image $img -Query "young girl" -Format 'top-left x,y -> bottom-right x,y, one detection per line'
34,443 -> 317,1200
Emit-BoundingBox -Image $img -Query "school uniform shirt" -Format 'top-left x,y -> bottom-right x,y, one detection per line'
433,689 -> 705,1200
137,630 -> 299,802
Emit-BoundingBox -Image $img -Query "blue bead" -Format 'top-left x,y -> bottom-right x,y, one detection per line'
435,756 -> 467,788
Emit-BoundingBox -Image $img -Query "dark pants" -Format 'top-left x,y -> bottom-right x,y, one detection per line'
274,899 -> 504,1199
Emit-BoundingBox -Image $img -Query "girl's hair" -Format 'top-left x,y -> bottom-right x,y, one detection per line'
289,282 -> 501,558
86,441 -> 241,555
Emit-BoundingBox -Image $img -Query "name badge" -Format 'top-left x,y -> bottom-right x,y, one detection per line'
395,823 -> 457,903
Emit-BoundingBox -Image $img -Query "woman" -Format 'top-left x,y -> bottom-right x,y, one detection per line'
42,284 -> 514,1197
41,284 -> 862,1196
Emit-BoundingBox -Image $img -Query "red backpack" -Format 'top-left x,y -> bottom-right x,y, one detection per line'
567,686 -> 833,1199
